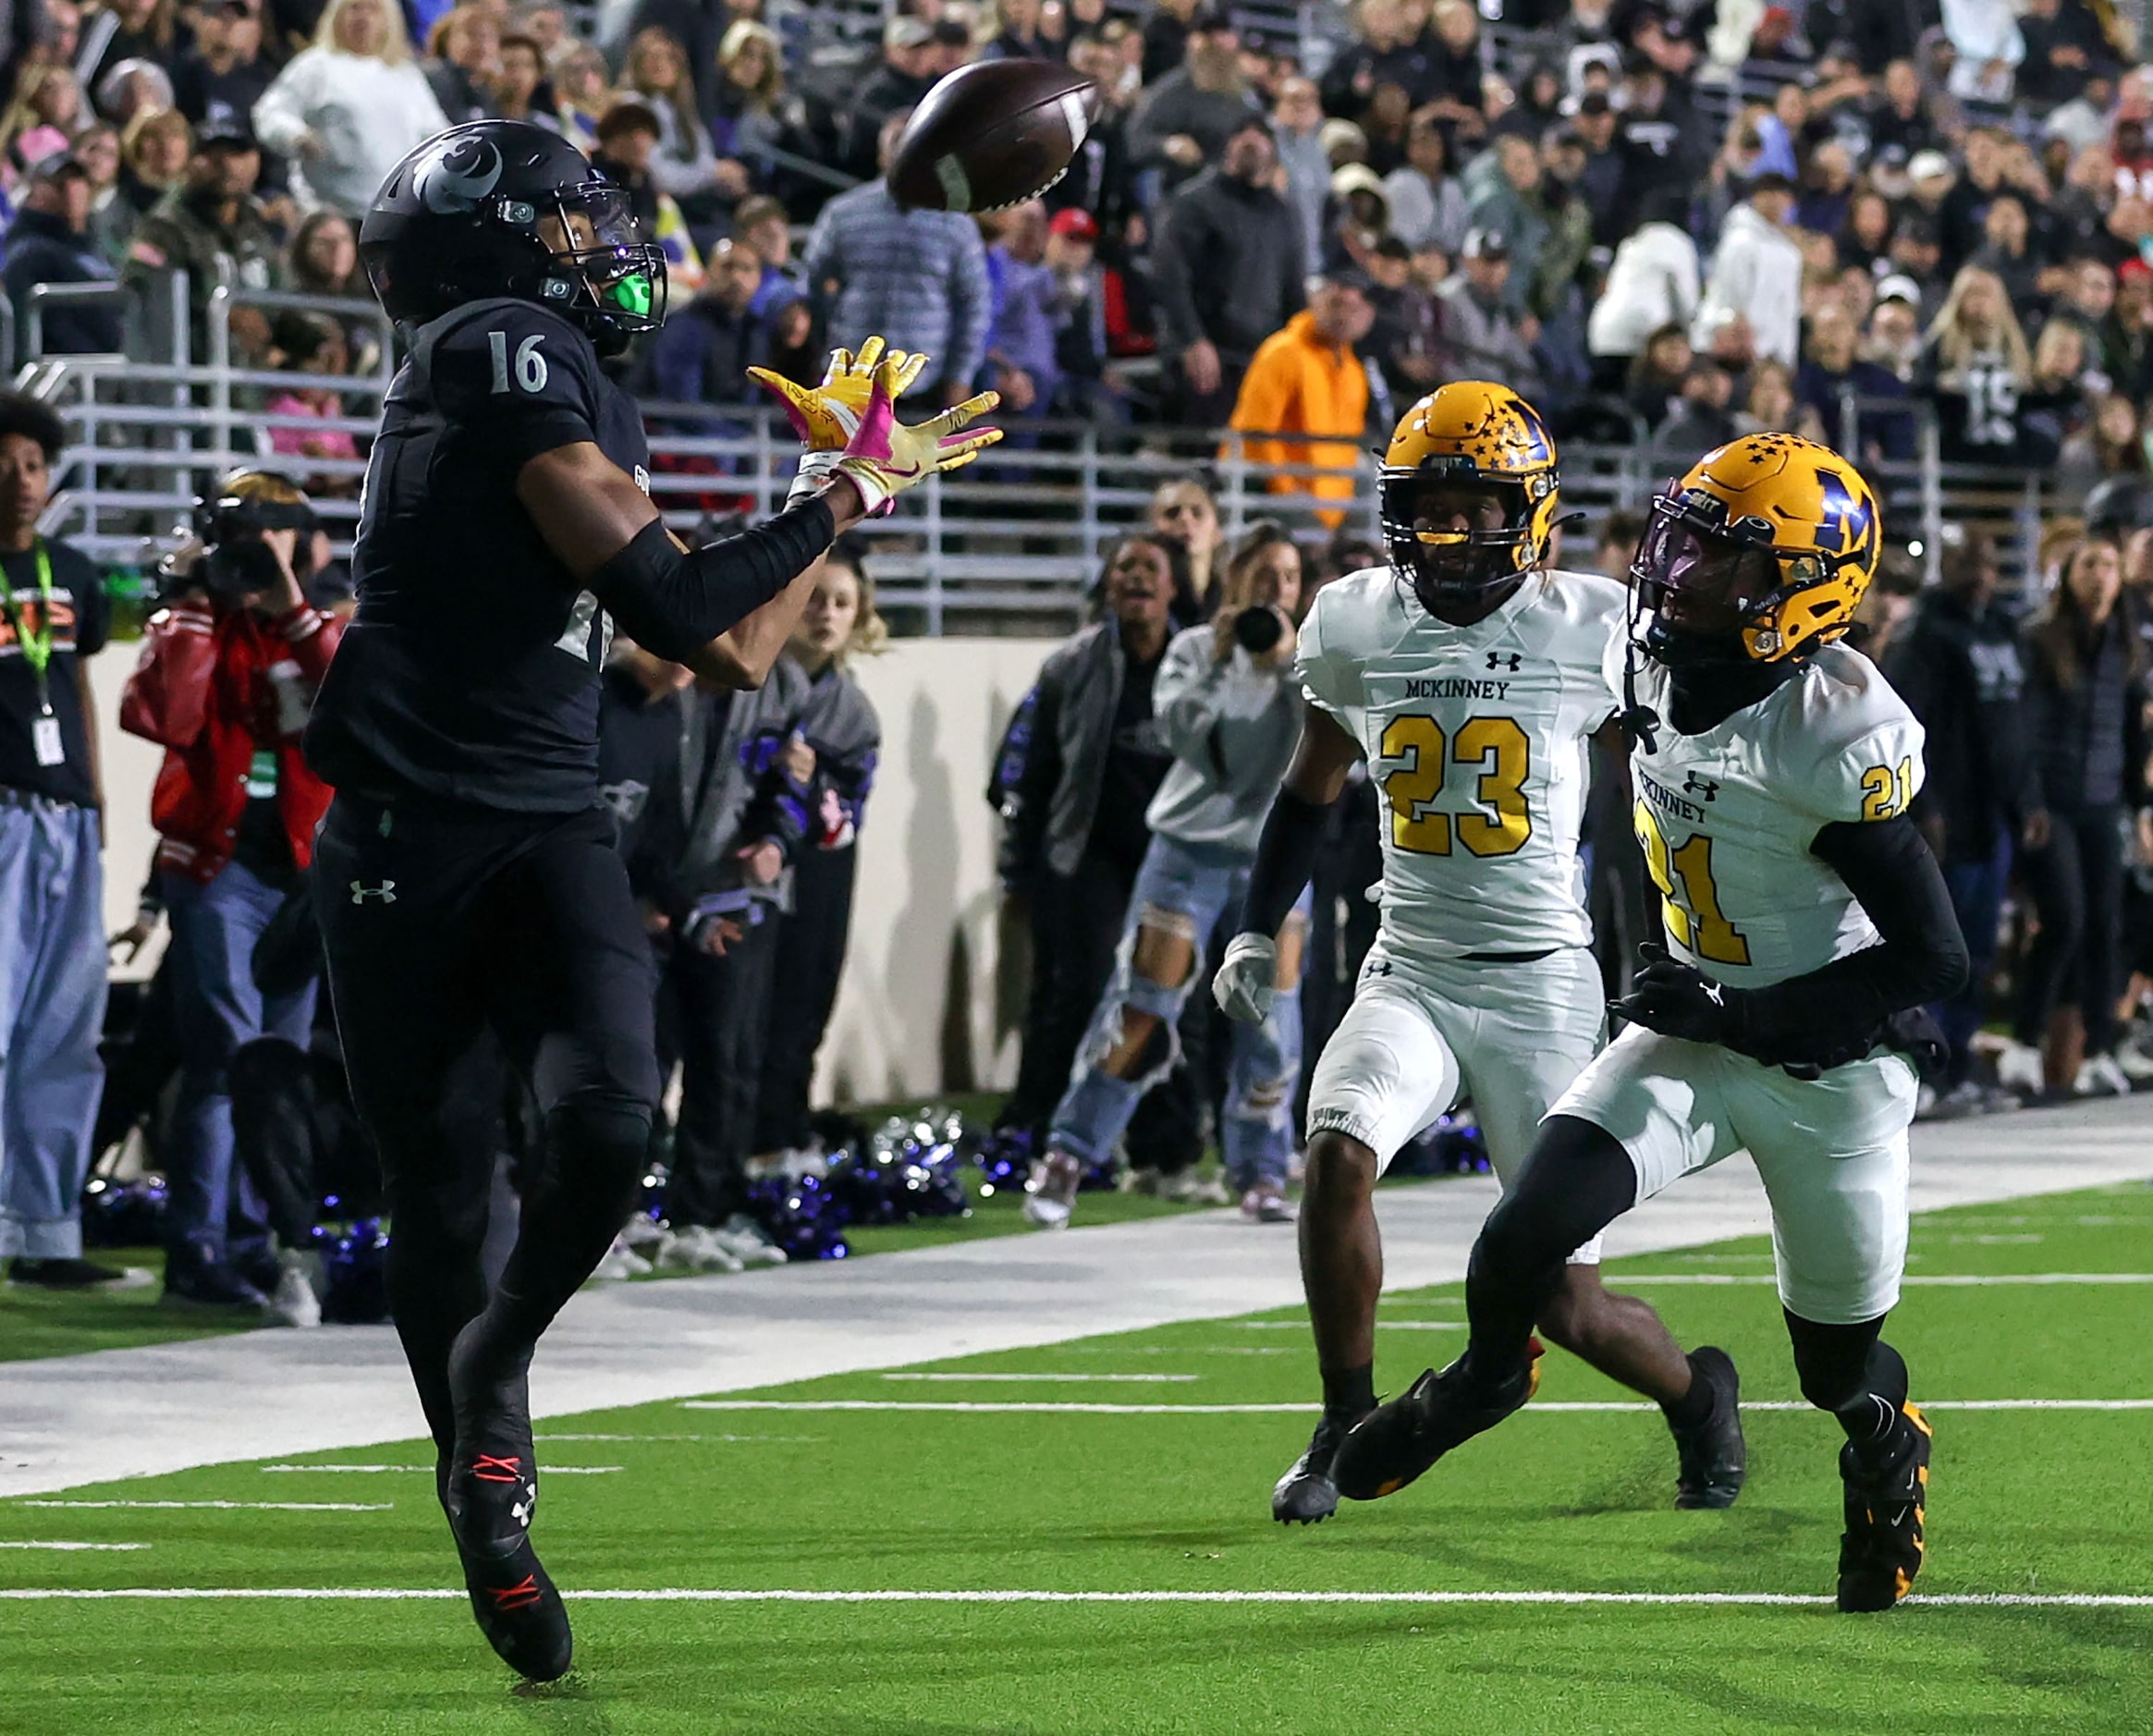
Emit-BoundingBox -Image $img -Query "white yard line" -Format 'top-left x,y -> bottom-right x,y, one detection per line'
879,1373 -> 1200,1383
12,1500 -> 391,1511
685,1398 -> 2153,1416
0,1586 -> 2145,1609
4,1097 -> 2150,1498
0,1541 -> 147,1551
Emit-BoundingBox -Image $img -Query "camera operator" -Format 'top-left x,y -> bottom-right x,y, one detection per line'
120,471 -> 344,1312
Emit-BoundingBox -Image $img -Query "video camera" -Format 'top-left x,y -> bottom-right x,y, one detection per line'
178,490 -> 319,608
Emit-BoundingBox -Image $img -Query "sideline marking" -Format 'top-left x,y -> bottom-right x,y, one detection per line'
15,1500 -> 391,1512
259,1464 -> 622,1474
536,1434 -> 822,1444
0,1541 -> 148,1551
1232,1321 -> 1463,1331
1605,1274 -> 2153,1286
0,1586 -> 2147,1608
880,1373 -> 1200,1384
684,1399 -> 2153,1416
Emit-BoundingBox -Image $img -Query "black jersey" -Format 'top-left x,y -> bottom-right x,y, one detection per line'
306,299 -> 653,813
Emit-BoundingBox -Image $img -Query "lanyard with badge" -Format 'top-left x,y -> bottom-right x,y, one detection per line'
4,542 -> 64,767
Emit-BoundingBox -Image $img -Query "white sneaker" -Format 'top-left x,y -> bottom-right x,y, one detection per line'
1922,1081 -> 1985,1121
1021,1152 -> 1081,1229
1159,1169 -> 1231,1205
1240,1185 -> 1296,1224
2075,1053 -> 2133,1097
618,1214 -> 667,1251
654,1225 -> 745,1274
1993,1039 -> 2046,1096
588,1237 -> 654,1282
263,1249 -> 323,1328
711,1214 -> 788,1267
2116,1040 -> 2153,1083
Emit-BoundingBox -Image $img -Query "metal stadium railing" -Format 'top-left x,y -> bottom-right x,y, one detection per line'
10,284 -> 2082,631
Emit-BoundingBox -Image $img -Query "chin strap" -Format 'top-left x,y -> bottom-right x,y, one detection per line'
1617,578 -> 1660,753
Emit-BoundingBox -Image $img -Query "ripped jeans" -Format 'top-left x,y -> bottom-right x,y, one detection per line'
1047,833 -> 1308,1190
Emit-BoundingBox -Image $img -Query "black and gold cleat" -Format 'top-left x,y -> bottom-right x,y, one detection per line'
1272,1408 -> 1366,1525
1670,1346 -> 1747,1510
1330,1339 -> 1542,1502
1836,1401 -> 1932,1613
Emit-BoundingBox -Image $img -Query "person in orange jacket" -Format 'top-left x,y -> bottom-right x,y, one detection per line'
1227,264 -> 1376,527
120,470 -> 344,1315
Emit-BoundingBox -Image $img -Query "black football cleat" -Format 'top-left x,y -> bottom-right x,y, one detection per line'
1669,1346 -> 1746,1510
1330,1339 -> 1542,1502
444,1443 -> 573,1681
1272,1408 -> 1366,1525
1836,1402 -> 1932,1613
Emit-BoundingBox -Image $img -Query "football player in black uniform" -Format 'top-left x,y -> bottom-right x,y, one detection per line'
305,121 -> 997,1681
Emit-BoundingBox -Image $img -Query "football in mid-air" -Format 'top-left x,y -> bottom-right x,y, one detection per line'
887,59 -> 1098,214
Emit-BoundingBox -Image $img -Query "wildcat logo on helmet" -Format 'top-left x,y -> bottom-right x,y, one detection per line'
416,136 -> 505,214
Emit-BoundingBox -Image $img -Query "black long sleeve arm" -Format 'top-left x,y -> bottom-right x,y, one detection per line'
1723,814 -> 1970,1069
589,496 -> 836,665
1239,785 -> 1328,941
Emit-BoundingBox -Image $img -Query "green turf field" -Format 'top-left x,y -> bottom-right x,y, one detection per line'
4,1182 -> 2150,1734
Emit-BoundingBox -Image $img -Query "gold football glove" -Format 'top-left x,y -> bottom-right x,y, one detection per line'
827,356 -> 1001,518
747,335 -> 929,451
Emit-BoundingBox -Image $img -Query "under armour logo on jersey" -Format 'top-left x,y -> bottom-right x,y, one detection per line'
1486,652 -> 1522,671
1364,959 -> 1393,978
349,880 -> 397,905
1683,773 -> 1720,801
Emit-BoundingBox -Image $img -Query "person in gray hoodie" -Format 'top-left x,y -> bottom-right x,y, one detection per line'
1024,522 -> 1309,1230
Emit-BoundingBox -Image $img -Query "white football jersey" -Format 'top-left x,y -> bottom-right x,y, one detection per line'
1617,637 -> 1926,990
1298,566 -> 1626,958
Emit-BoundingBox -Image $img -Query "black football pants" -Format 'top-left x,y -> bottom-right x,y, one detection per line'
667,903 -> 782,1229
315,795 -> 660,1461
751,843 -> 858,1155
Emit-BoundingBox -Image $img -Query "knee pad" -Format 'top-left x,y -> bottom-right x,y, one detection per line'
544,1098 -> 654,1215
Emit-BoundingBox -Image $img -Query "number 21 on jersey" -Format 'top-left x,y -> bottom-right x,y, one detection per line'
1633,801 -> 1752,966
1379,714 -> 1532,857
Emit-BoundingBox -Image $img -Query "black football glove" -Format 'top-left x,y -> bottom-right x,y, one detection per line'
1609,941 -> 1748,1048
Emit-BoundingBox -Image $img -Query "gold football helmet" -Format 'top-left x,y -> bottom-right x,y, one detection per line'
1633,433 -> 1882,666
1378,382 -> 1560,606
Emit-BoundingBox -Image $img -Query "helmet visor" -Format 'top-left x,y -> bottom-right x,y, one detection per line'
1632,498 -> 1780,638
540,182 -> 667,331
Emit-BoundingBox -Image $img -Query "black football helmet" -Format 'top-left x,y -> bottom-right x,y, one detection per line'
360,121 -> 667,352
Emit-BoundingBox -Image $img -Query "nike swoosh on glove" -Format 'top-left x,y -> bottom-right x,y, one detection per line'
829,356 -> 1001,518
1213,933 -> 1278,1024
749,336 -> 933,506
1608,941 -> 1739,1046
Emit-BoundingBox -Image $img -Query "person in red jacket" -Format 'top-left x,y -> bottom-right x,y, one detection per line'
121,470 -> 343,1314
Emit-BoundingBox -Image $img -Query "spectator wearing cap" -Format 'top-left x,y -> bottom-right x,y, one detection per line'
1692,170 -> 1802,367
1866,275 -> 1928,379
1382,104 -> 1469,260
1273,74 -> 1331,271
0,392 -> 121,1291
805,111 -> 991,407
251,0 -> 451,218
1363,233 -> 1439,392
173,1 -> 275,165
840,16 -> 940,181
125,117 -> 284,363
1150,112 -> 1306,426
3,151 -> 122,353
1229,265 -> 1372,525
1325,161 -> 1388,270
1129,6 -> 1261,195
1044,206 -> 1125,422
1585,187 -> 1700,383
1569,92 -> 1625,245
591,99 -> 703,296
1436,228 -> 1544,397
1461,133 -> 1548,319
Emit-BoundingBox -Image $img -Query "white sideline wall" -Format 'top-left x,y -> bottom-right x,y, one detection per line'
92,636 -> 1057,1106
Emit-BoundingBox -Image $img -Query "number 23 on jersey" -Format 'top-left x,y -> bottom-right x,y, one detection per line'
1379,714 -> 1532,857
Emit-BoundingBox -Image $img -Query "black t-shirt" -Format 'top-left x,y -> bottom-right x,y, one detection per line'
306,299 -> 653,813
0,537 -> 108,807
1087,644 -> 1170,874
